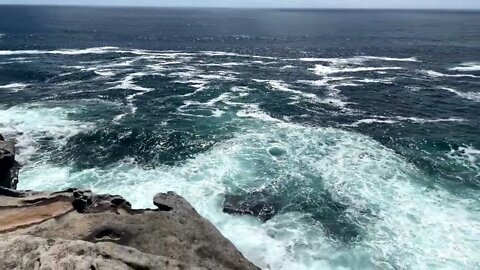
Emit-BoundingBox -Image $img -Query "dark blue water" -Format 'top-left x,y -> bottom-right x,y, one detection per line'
0,6 -> 479,269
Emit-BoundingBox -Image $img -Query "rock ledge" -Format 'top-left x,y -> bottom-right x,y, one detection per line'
0,187 -> 259,270
0,133 -> 259,270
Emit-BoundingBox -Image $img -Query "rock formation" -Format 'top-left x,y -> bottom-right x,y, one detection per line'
223,192 -> 280,222
0,134 -> 259,270
0,134 -> 20,189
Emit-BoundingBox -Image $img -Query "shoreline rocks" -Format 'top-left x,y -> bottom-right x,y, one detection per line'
0,135 -> 20,189
0,187 -> 259,269
0,134 -> 259,270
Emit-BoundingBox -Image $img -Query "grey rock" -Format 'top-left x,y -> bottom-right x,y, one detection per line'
0,234 -> 185,270
0,188 -> 259,270
0,135 -> 20,189
223,191 -> 280,222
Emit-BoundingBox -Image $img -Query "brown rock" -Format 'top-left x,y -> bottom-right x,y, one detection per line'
0,188 -> 259,270
0,234 -> 185,270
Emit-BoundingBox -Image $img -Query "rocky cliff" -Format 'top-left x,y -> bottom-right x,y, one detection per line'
0,135 -> 259,270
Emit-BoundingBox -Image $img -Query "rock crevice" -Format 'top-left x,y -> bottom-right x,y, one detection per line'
0,134 -> 259,270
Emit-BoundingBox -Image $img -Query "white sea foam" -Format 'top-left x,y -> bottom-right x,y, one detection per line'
109,72 -> 153,92
440,86 -> 480,102
312,65 -> 403,76
422,70 -> 479,78
255,79 -> 319,100
94,70 -> 116,77
299,57 -> 364,65
113,113 -> 129,122
17,121 -> 480,270
350,118 -> 399,126
108,72 -> 155,118
202,51 -> 238,56
394,116 -> 466,123
353,78 -> 395,84
0,46 -> 120,56
236,104 -> 280,122
198,74 -> 238,81
0,83 -> 29,91
449,62 -> 480,72
297,77 -> 355,87
202,62 -> 246,67
447,145 -> 480,174
299,56 -> 418,64
357,56 -> 419,62
0,105 -> 92,164
349,116 -> 466,126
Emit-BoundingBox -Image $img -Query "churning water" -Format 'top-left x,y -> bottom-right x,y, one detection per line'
0,6 -> 479,269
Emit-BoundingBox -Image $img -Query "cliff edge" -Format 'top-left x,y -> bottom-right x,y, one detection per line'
0,134 -> 259,270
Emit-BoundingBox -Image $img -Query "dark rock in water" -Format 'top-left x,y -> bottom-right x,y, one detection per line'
0,188 -> 259,270
223,187 -> 364,243
0,135 -> 20,189
223,191 -> 281,222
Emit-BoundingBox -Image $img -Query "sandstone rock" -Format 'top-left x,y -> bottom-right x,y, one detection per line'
0,234 -> 185,270
0,188 -> 259,270
0,135 -> 258,269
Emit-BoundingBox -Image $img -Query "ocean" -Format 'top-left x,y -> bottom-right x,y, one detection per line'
0,5 -> 479,269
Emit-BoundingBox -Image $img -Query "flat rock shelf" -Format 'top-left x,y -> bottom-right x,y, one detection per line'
0,188 -> 259,270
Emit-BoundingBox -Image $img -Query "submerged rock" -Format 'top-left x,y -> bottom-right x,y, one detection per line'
223,191 -> 281,222
0,188 -> 259,269
223,189 -> 363,243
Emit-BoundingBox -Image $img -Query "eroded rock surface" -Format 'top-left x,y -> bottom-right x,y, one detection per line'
0,188 -> 259,270
0,234 -> 184,270
0,134 -> 258,269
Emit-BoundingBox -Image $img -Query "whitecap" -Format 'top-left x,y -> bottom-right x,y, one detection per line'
94,70 -> 116,77
0,46 -> 120,56
0,83 -> 29,91
201,51 -> 241,57
17,121 -> 480,270
254,79 -> 319,100
357,56 -> 419,62
202,62 -> 247,67
394,116 -> 466,123
422,70 -> 478,78
109,72 -> 153,92
312,65 -> 403,76
451,146 -> 480,172
0,105 -> 93,164
353,78 -> 395,84
236,104 -> 280,122
197,74 -> 238,81
299,56 -> 418,64
439,86 -> 480,102
113,113 -> 129,122
349,116 -> 466,126
449,62 -> 480,72
349,118 -> 399,126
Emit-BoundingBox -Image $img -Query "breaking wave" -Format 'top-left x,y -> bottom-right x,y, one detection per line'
1,46 -> 479,270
